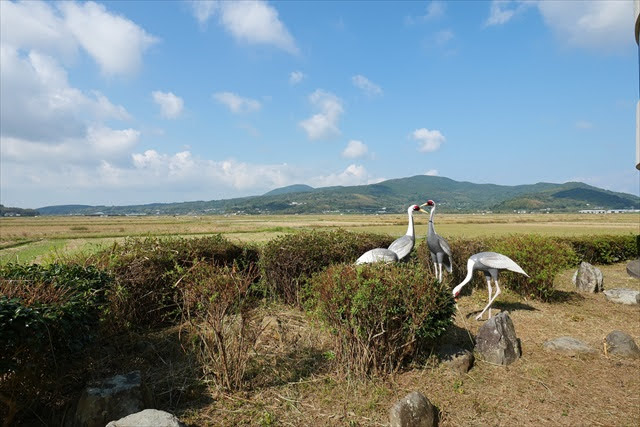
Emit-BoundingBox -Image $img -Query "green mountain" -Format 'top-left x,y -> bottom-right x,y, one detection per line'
35,175 -> 639,216
0,204 -> 40,217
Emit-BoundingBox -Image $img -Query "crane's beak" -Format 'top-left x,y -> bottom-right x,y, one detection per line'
420,202 -> 429,207
419,207 -> 429,214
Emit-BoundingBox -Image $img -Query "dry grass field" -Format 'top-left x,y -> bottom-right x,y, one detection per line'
1,213 -> 638,265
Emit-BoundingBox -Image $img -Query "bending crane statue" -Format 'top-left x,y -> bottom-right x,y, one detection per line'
452,252 -> 529,320
355,204 -> 425,264
422,200 -> 452,281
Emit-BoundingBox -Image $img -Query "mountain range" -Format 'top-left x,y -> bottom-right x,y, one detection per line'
34,175 -> 639,216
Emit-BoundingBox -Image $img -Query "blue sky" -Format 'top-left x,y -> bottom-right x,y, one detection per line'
1,0 -> 637,209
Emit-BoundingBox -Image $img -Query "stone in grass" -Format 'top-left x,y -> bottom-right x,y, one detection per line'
474,311 -> 521,366
574,262 -> 603,293
626,258 -> 640,279
437,344 -> 474,374
605,331 -> 640,359
106,409 -> 185,427
603,288 -> 640,305
389,391 -> 436,427
543,337 -> 596,355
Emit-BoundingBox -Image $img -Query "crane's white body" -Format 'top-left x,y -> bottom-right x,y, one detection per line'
355,205 -> 424,265
453,252 -> 529,320
355,248 -> 398,264
387,205 -> 421,261
424,201 -> 452,281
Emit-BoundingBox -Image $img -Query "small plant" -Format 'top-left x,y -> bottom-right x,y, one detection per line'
309,262 -> 455,377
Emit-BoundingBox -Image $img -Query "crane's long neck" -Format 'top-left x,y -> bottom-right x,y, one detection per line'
427,205 -> 436,236
452,259 -> 475,296
405,208 -> 415,237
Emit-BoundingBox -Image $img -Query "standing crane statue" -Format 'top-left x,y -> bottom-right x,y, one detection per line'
355,204 -> 425,264
422,200 -> 452,282
452,252 -> 529,320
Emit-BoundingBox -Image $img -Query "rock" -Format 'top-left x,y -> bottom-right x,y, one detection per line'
474,312 -> 521,366
626,258 -> 640,279
543,337 -> 596,355
603,288 -> 640,305
389,391 -> 436,427
74,371 -> 153,427
605,331 -> 640,359
437,344 -> 474,374
106,409 -> 185,427
574,262 -> 603,293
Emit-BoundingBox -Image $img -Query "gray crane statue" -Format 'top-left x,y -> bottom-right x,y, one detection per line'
355,204 -> 425,264
422,200 -> 452,282
452,252 -> 529,320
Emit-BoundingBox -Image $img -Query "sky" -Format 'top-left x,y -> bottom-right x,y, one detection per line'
1,0 -> 638,209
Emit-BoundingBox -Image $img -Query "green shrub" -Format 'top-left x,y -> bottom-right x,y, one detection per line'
490,235 -> 577,301
86,235 -> 258,329
0,263 -> 111,422
309,262 -> 455,377
559,234 -> 638,265
259,229 -> 394,305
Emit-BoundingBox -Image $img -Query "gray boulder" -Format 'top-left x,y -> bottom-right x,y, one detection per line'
603,288 -> 640,305
389,391 -> 436,427
574,262 -> 603,293
106,409 -> 185,427
74,371 -> 152,427
474,312 -> 521,366
626,258 -> 640,279
543,337 -> 596,355
437,344 -> 474,374
605,331 -> 640,359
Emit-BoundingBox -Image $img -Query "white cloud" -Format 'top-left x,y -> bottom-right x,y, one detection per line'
289,70 -> 304,85
537,1 -> 633,52
310,164 -> 371,187
342,140 -> 368,158
411,128 -> 446,152
213,92 -> 261,113
152,91 -> 184,119
190,0 -> 298,54
59,1 -> 158,76
299,90 -> 344,140
88,126 -> 140,156
0,46 -> 131,142
425,169 -> 439,176
352,75 -> 383,97
435,30 -> 454,45
405,1 -> 445,25
575,120 -> 593,130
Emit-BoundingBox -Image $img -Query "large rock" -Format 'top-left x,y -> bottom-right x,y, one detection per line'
543,337 -> 596,355
574,262 -> 603,293
626,258 -> 640,279
106,409 -> 185,427
389,391 -> 436,427
474,312 -> 521,366
437,344 -> 474,374
603,288 -> 640,305
74,371 -> 152,427
605,331 -> 640,359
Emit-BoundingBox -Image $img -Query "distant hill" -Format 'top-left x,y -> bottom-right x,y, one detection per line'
1,204 -> 39,217
263,184 -> 314,196
35,175 -> 640,216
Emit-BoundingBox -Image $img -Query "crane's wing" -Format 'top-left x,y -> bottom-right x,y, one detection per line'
388,235 -> 414,261
356,248 -> 398,265
438,235 -> 452,257
477,252 -> 528,277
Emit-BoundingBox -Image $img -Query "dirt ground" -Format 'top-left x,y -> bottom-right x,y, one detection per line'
160,261 -> 639,426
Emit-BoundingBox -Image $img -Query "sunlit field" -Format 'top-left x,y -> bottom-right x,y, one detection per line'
0,213 -> 638,264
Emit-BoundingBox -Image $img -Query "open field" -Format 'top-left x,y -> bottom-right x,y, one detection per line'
1,213 -> 638,265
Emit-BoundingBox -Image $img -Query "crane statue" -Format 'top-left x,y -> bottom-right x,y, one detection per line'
355,204 -> 425,264
422,200 -> 452,282
452,252 -> 529,320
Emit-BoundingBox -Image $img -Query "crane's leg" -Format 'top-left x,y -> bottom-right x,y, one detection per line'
476,277 -> 493,320
476,278 -> 501,320
438,263 -> 443,282
431,253 -> 438,277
